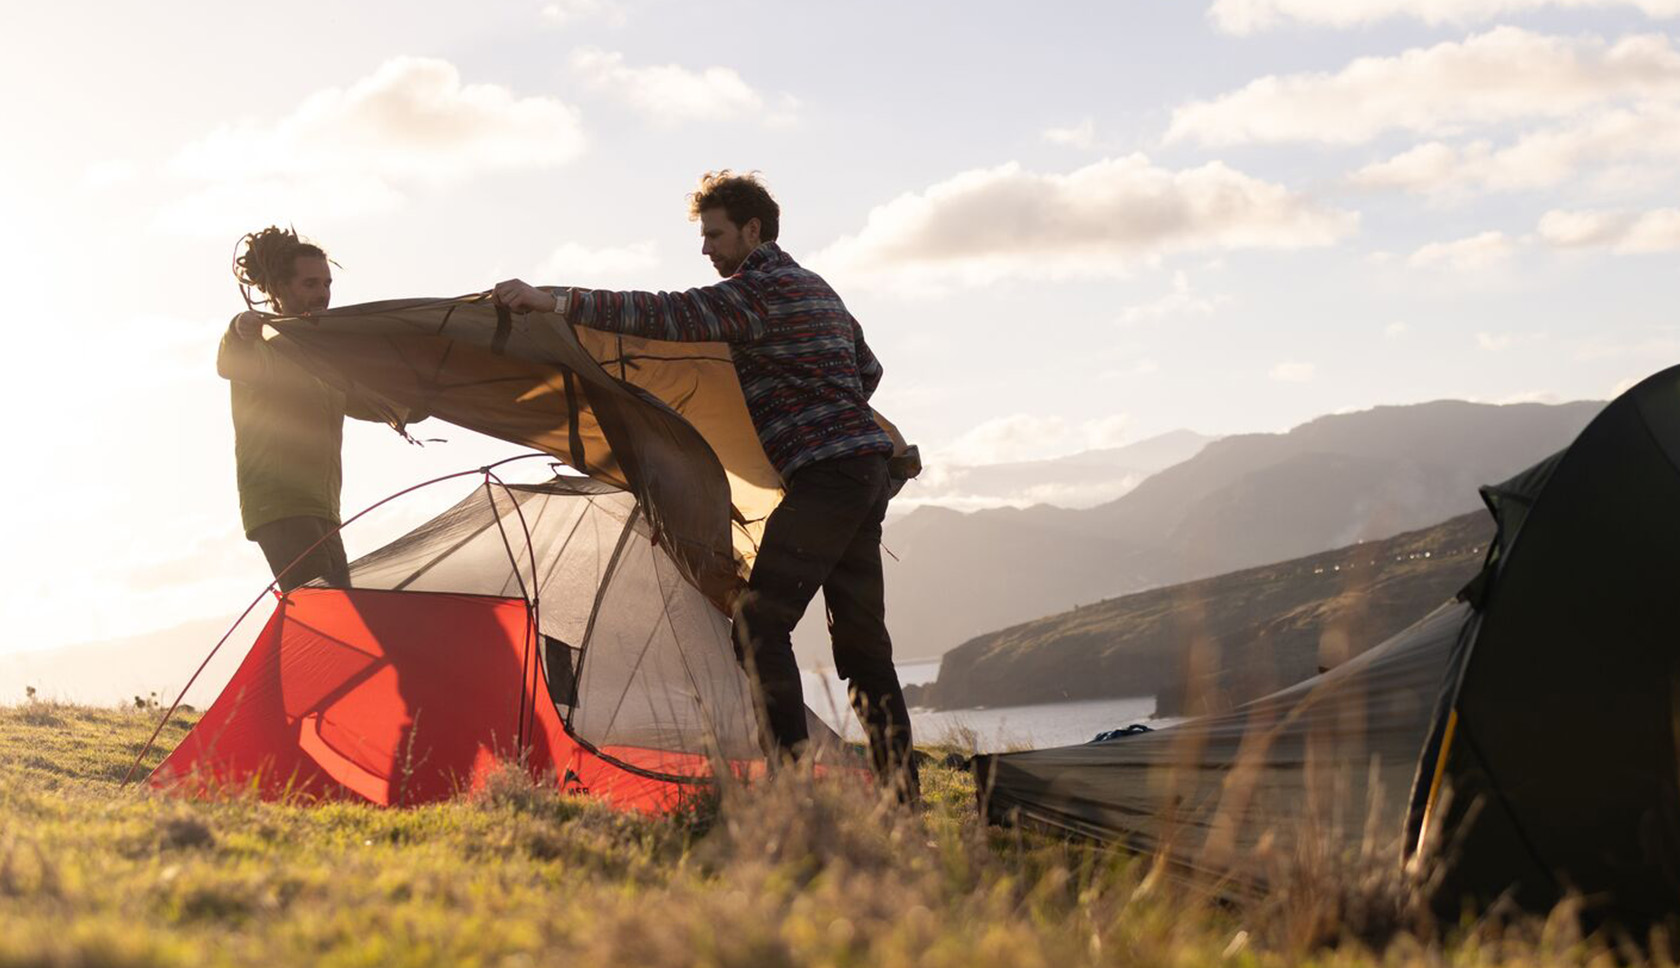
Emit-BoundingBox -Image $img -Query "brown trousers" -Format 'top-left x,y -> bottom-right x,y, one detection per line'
734,452 -> 919,802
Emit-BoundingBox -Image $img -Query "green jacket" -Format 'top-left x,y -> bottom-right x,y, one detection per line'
217,325 -> 381,536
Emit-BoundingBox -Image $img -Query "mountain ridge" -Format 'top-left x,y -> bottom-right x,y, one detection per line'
840,398 -> 1601,664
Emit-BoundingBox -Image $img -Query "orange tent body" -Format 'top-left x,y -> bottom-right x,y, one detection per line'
153,588 -> 720,812
150,475 -> 836,815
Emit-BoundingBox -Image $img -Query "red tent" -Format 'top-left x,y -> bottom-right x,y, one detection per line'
153,475 -> 838,813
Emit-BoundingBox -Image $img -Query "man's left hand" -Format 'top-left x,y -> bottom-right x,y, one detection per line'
233,310 -> 267,340
492,279 -> 559,315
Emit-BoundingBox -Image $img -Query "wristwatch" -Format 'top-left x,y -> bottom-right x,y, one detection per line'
548,288 -> 571,316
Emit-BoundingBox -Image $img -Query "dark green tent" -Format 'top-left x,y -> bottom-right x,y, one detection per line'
975,366 -> 1680,922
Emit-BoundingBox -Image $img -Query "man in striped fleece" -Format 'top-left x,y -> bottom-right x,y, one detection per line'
493,171 -> 918,803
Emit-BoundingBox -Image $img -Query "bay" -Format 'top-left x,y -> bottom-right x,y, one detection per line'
800,660 -> 1169,753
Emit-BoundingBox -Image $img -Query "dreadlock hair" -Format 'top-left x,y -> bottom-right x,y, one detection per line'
232,226 -> 329,311
688,170 -> 780,242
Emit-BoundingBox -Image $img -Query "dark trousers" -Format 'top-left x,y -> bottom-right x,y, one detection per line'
735,453 -> 919,801
251,515 -> 351,592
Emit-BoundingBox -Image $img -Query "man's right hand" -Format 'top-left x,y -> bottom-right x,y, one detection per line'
233,311 -> 266,340
492,278 -> 560,315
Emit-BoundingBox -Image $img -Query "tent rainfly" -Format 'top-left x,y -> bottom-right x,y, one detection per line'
975,366 -> 1680,924
232,294 -> 911,608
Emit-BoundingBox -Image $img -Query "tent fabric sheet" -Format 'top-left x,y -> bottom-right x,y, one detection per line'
249,295 -> 741,606
977,601 -> 1467,892
250,295 -> 910,603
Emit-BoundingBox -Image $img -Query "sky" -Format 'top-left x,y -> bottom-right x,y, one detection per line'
2,0 -> 1678,660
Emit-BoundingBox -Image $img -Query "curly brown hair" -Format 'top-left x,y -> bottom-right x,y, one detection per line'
688,170 -> 780,242
232,226 -> 330,310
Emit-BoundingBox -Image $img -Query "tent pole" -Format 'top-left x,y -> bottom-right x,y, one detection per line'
482,472 -> 542,754
486,470 -> 544,755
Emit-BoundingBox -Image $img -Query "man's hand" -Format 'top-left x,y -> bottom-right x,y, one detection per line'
233,310 -> 267,340
492,278 -> 559,315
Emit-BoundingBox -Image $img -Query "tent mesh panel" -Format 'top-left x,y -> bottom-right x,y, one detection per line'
341,476 -> 789,769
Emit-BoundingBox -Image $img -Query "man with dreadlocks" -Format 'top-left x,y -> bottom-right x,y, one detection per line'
218,226 -> 385,591
491,171 -> 920,805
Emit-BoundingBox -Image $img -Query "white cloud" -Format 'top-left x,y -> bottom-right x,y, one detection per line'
162,58 -> 585,235
939,415 -> 1072,465
1118,270 -> 1232,323
1385,321 -> 1410,338
1408,230 -> 1516,270
1084,413 -> 1134,449
937,413 -> 1134,466
1209,0 -> 1680,34
1618,209 -> 1680,249
1043,118 -> 1097,149
175,58 -> 585,183
1269,361 -> 1316,382
1494,389 -> 1562,403
1350,142 -> 1471,192
541,0 -> 627,27
570,48 -> 797,126
1167,27 -> 1680,146
894,476 -> 1151,514
1536,208 -> 1626,246
813,155 -> 1356,291
539,240 -> 661,282
1538,206 -> 1680,251
1350,102 -> 1680,196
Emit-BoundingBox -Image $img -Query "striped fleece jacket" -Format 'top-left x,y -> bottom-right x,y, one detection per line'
566,242 -> 893,478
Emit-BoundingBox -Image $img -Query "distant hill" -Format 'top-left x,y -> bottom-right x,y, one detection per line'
904,510 -> 1492,713
895,429 -> 1216,513
0,615 -> 259,708
864,399 -> 1599,663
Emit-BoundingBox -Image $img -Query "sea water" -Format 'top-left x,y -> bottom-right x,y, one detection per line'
800,660 -> 1169,754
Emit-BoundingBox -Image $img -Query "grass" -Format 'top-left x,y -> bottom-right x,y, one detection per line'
0,701 -> 1645,967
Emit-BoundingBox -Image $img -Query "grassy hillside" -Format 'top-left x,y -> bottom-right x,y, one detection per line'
912,511 -> 1492,714
0,701 -> 1628,966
